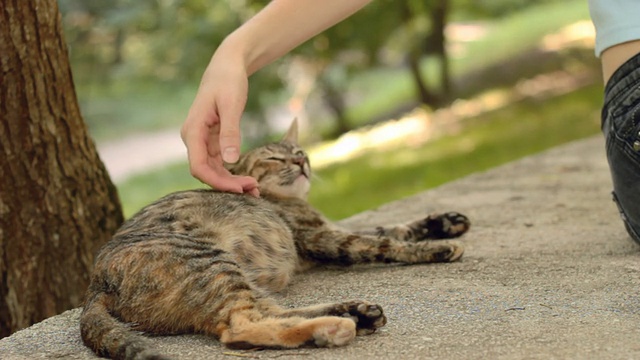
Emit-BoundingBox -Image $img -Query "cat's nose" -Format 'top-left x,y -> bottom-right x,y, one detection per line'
292,156 -> 306,167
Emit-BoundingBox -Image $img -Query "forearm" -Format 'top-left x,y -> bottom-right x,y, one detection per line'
218,0 -> 372,75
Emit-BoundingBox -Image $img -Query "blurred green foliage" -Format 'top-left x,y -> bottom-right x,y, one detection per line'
59,0 -> 601,220
59,0 -> 591,146
60,0 -> 450,140
455,0 -> 559,18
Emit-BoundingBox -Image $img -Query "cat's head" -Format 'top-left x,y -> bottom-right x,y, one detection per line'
227,120 -> 311,199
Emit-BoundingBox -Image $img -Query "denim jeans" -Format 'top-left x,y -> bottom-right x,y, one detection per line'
602,52 -> 640,245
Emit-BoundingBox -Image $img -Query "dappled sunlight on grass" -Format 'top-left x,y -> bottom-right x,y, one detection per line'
309,62 -> 596,172
541,20 -> 595,52
455,1 -> 590,72
446,23 -> 489,58
345,0 -> 591,128
309,112 -> 433,168
308,84 -> 602,219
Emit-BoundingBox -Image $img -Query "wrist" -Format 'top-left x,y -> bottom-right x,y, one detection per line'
218,29 -> 269,76
213,35 -> 249,73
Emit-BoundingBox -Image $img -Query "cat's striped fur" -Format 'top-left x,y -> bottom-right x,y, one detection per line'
80,121 -> 470,359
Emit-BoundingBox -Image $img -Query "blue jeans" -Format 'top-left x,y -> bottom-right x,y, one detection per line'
602,52 -> 640,245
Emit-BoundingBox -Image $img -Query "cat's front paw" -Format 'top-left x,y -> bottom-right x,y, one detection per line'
414,212 -> 470,240
334,300 -> 386,336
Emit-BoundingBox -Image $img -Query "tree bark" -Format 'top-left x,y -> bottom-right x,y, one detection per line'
400,0 -> 445,108
429,0 -> 451,97
407,52 -> 442,107
0,0 -> 124,338
319,79 -> 351,139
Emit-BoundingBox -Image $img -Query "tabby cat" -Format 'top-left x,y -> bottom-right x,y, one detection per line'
80,120 -> 470,360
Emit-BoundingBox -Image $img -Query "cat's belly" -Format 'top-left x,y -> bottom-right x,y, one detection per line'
221,216 -> 298,293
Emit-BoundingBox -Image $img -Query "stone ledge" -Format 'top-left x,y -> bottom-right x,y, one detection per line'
2,135 -> 639,360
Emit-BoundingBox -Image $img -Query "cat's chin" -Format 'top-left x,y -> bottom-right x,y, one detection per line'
268,177 -> 310,199
289,175 -> 310,199
283,174 -> 311,200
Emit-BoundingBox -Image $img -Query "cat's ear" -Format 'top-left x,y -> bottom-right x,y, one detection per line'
281,118 -> 299,144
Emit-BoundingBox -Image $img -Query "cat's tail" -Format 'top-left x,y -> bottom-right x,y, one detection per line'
80,292 -> 169,360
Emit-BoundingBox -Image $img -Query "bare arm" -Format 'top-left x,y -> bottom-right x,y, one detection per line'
181,0 -> 372,194
232,0 -> 372,75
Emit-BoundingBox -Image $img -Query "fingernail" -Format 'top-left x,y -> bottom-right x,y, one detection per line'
223,147 -> 239,163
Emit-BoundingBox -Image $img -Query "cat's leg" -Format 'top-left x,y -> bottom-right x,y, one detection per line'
356,212 -> 470,241
215,303 -> 358,349
161,274 -> 361,349
174,274 -> 358,349
299,229 -> 464,265
213,298 -> 385,348
104,238 -> 354,350
269,300 -> 387,336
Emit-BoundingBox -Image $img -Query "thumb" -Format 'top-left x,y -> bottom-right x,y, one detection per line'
218,93 -> 247,164
220,130 -> 240,164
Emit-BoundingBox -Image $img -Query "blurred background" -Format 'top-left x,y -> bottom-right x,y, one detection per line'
58,0 -> 601,220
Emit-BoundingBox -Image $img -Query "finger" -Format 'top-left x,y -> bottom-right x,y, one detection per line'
182,122 -> 243,193
194,165 -> 245,193
238,176 -> 260,198
182,123 -> 211,177
217,93 -> 247,164
185,128 -> 259,195
247,187 -> 260,198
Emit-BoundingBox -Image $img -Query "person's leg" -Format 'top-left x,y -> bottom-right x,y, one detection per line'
601,45 -> 640,244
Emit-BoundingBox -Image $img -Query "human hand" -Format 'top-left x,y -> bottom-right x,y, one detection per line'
181,49 -> 259,197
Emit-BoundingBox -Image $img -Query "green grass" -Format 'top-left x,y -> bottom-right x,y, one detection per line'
78,85 -> 196,140
308,84 -> 602,219
116,162 -> 206,217
117,83 -> 603,219
452,0 -> 590,73
343,0 -> 591,126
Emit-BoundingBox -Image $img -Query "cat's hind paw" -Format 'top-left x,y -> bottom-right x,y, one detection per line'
311,318 -> 356,347
334,300 -> 387,336
414,212 -> 470,240
432,241 -> 464,262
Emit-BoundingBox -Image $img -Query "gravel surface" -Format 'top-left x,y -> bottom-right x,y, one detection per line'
2,135 -> 639,360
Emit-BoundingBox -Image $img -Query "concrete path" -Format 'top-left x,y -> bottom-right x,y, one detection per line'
96,128 -> 187,183
2,135 -> 639,360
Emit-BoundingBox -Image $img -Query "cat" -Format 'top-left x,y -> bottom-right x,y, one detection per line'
80,120 -> 470,360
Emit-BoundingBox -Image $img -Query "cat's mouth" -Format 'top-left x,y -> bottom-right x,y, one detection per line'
295,165 -> 310,180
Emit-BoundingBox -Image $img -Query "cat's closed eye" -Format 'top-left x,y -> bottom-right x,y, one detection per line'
266,157 -> 286,162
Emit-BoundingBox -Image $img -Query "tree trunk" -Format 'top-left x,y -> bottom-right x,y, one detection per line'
407,52 -> 442,107
429,0 -> 451,97
0,0 -> 124,338
400,0 -> 444,108
319,79 -> 351,139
